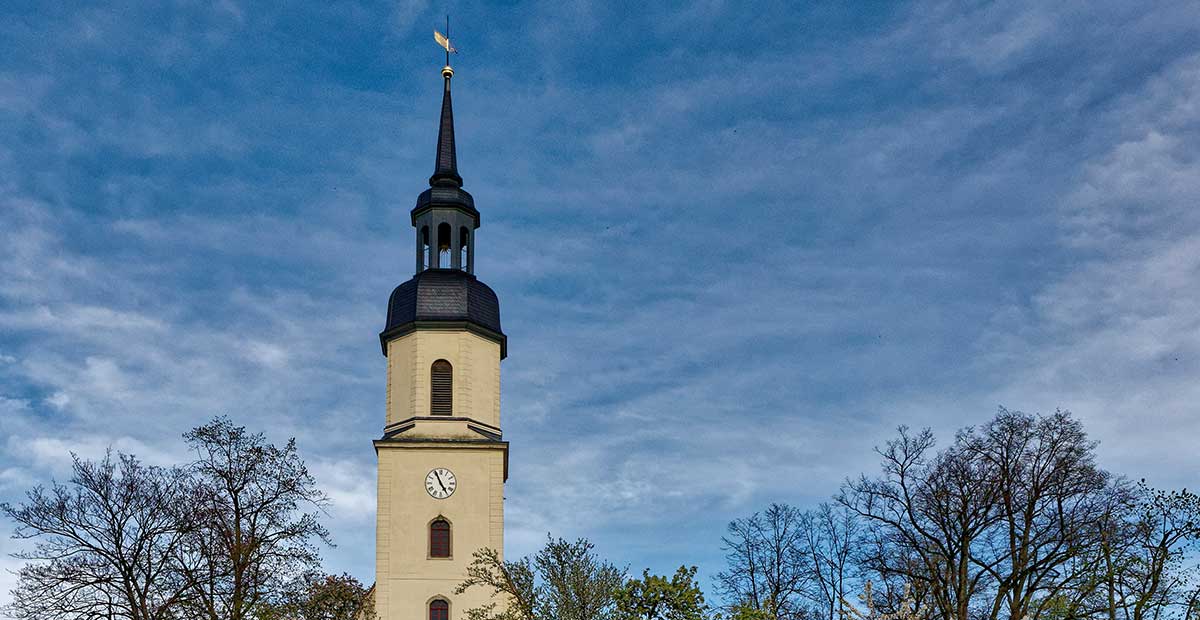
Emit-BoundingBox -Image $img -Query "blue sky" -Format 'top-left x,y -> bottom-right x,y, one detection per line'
2,0 -> 1200,605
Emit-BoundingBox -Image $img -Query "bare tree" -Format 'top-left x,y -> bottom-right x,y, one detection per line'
259,572 -> 375,620
716,503 -> 812,620
799,504 -> 858,620
964,409 -> 1112,620
838,427 -> 999,620
2,451 -> 197,620
180,417 -> 331,620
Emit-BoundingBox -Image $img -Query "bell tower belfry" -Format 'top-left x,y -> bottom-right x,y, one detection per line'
374,45 -> 508,620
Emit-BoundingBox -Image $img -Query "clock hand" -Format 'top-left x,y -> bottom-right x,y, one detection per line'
434,472 -> 448,493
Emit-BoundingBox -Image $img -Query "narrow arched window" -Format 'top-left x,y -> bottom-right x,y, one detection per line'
430,360 -> 452,416
430,519 -> 451,558
430,599 -> 449,620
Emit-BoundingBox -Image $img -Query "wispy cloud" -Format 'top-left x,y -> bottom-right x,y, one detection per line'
1,0 -> 1198,602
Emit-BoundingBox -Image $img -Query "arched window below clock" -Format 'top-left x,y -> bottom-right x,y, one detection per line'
429,598 -> 449,620
430,359 -> 452,416
429,518 -> 451,558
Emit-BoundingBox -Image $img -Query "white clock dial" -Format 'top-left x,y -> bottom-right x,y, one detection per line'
425,468 -> 457,499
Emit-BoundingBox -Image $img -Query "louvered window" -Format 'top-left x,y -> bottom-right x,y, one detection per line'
430,519 -> 451,558
431,360 -> 453,416
430,599 -> 449,620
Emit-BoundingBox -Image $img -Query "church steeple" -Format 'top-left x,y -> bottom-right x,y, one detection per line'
373,27 -> 509,620
410,62 -> 479,275
430,66 -> 461,188
385,46 -> 504,358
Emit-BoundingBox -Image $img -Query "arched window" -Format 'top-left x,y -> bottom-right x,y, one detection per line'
430,599 -> 449,620
430,360 -> 452,416
430,519 -> 451,558
437,222 -> 452,268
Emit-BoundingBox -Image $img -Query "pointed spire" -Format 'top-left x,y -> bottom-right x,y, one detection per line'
429,66 -> 462,188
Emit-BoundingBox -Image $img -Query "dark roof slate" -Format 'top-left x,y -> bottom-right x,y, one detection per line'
380,269 -> 504,355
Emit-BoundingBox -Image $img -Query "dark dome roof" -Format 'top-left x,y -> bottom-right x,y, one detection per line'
380,269 -> 505,357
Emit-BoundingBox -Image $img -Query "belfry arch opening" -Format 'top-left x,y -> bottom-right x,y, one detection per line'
420,226 -> 431,270
437,223 -> 452,268
459,227 -> 470,272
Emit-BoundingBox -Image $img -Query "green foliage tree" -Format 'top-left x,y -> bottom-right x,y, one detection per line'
615,566 -> 709,620
457,536 -> 627,620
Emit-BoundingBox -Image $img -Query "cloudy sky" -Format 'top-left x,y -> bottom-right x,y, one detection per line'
2,0 -> 1200,605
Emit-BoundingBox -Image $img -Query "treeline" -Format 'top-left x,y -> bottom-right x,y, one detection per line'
1,417 -> 363,620
5,409 -> 1198,620
835,407 -> 1200,618
460,409 -> 1200,620
816,409 -> 1200,620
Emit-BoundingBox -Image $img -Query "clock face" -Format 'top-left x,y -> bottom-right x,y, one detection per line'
425,468 -> 457,499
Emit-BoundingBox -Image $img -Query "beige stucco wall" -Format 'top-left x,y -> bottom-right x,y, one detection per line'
376,328 -> 506,620
375,444 -> 505,619
385,330 -> 502,429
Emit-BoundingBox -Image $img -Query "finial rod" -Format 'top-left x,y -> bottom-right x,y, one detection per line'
434,16 -> 458,78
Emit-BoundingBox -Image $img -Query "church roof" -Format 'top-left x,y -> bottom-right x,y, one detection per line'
382,59 -> 504,357
380,269 -> 505,357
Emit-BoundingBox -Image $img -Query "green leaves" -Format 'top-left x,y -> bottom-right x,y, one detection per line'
458,536 -> 628,620
615,566 -> 709,620
459,540 -> 715,620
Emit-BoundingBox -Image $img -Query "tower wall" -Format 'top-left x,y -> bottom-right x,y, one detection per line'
374,443 -> 505,619
385,330 -> 502,430
376,328 -> 506,619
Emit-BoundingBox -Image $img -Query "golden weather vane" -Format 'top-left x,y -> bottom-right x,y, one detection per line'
433,16 -> 458,72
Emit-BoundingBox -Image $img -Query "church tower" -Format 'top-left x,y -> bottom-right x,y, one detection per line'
374,55 -> 508,620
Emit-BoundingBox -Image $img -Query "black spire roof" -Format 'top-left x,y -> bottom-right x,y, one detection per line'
429,71 -> 461,187
412,66 -> 478,226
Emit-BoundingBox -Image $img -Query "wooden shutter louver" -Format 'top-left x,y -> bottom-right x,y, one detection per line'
431,360 -> 453,416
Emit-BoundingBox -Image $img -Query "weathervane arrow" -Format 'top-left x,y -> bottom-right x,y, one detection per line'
434,16 -> 457,69
434,29 -> 456,55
